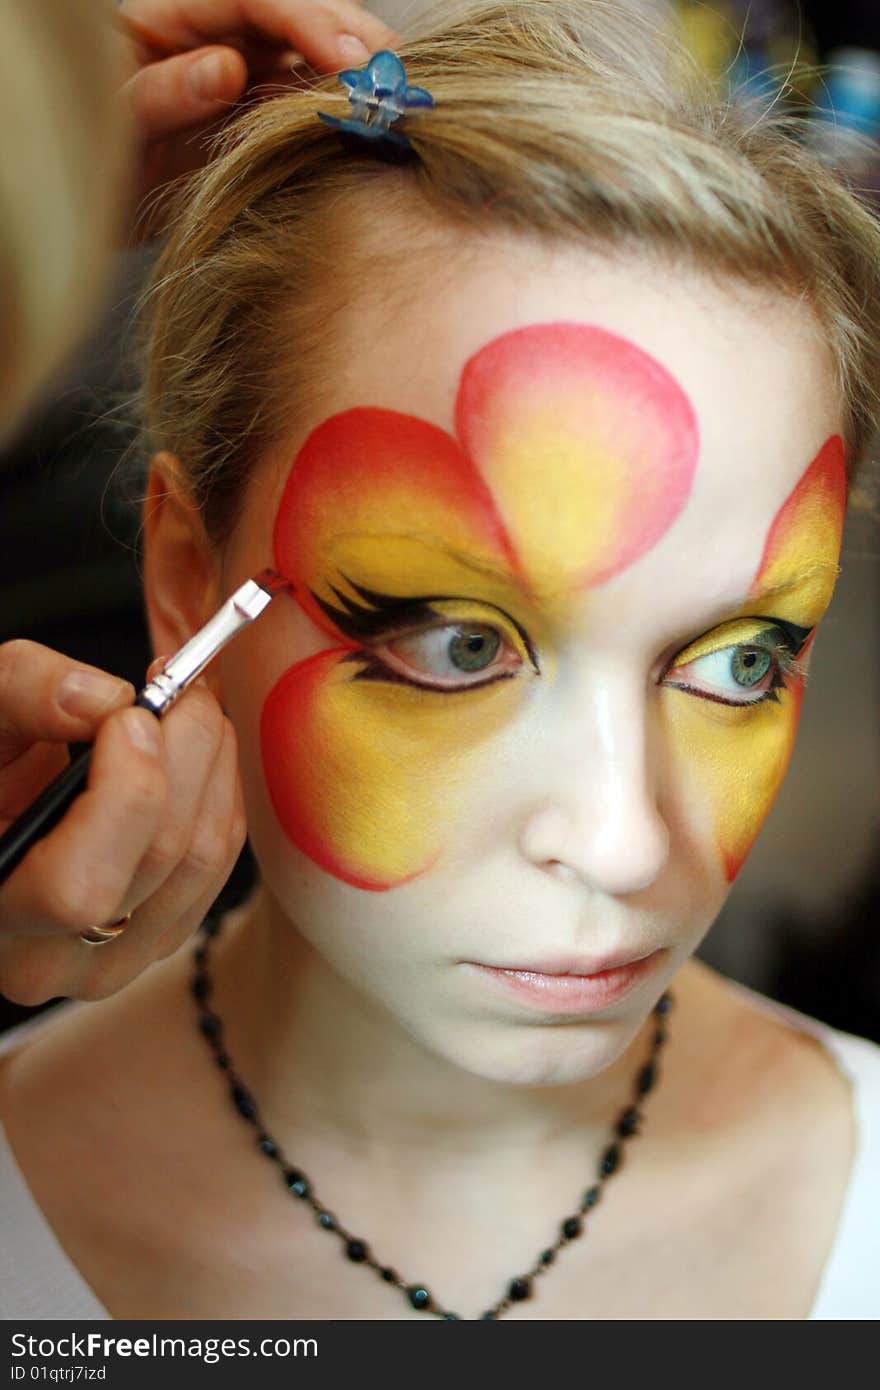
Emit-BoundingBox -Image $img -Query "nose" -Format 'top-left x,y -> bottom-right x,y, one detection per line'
518,668 -> 670,896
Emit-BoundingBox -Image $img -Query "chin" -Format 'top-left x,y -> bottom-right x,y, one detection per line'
422,1013 -> 646,1089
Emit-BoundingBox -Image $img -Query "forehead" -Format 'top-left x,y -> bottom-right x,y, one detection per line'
251,241 -> 841,626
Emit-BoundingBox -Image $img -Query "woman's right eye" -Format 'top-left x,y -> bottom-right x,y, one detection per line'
375,622 -> 525,691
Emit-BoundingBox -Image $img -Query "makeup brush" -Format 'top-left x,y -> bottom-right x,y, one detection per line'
0,570 -> 290,887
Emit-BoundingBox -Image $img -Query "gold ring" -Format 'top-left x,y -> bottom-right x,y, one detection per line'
79,913 -> 132,946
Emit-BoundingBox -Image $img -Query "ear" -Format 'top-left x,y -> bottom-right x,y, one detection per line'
142,452 -> 222,686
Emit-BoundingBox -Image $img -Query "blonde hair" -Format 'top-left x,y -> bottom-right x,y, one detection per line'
0,0 -> 129,436
142,0 -> 880,540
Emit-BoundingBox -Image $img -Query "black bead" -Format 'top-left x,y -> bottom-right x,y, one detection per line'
257,1135 -> 278,1157
284,1170 -> 310,1198
654,1025 -> 667,1047
616,1106 -> 640,1138
380,1267 -> 398,1283
191,975 -> 210,1002
637,1061 -> 657,1095
443,1313 -> 460,1320
346,1239 -> 369,1262
540,1248 -> 555,1265
193,945 -> 207,967
581,1185 -> 601,1210
318,1211 -> 335,1230
214,1050 -> 231,1070
562,1215 -> 582,1240
408,1286 -> 432,1311
202,915 -> 221,938
481,1311 -> 497,1320
508,1277 -> 532,1302
600,1142 -> 622,1177
198,1011 -> 222,1041
655,992 -> 672,1015
231,1084 -> 257,1120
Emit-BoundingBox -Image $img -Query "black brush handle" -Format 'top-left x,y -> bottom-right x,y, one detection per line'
0,746 -> 93,885
0,690 -> 158,888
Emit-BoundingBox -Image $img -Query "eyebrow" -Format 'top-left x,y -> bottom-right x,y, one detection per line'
339,532 -> 518,585
737,563 -> 842,606
339,538 -> 841,599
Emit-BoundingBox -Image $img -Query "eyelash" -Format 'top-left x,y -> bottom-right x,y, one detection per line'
319,581 -> 809,705
374,620 -> 526,692
314,579 -> 537,692
660,630 -> 808,708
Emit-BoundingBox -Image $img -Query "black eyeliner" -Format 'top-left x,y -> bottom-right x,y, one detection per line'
315,574 -> 541,676
765,617 -> 814,656
662,616 -> 815,709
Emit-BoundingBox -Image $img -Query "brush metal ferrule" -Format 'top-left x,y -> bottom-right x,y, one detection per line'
137,570 -> 289,718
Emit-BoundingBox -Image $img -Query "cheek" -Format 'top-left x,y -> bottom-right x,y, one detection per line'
661,681 -> 805,882
261,655 -> 528,891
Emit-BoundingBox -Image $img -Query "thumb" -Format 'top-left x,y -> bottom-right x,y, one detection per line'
0,642 -> 133,759
124,45 -> 249,143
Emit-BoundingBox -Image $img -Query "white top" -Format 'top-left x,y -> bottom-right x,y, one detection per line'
1,984 -> 878,1320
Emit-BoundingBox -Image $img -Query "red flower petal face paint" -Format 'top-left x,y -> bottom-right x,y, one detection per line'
263,322 -> 699,889
660,435 -> 847,881
456,322 -> 698,592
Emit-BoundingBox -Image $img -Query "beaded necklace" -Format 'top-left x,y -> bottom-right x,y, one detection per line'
192,915 -> 672,1320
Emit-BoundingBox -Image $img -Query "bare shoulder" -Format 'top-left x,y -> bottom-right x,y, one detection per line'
694,957 -> 850,1080
579,959 -> 857,1318
0,946 -> 199,1141
678,960 -> 856,1275
0,945 -> 207,1294
672,958 -> 855,1136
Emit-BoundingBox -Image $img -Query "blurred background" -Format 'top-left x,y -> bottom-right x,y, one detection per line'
1,0 -> 878,1039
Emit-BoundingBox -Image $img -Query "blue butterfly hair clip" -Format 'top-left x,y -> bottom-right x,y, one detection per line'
317,49 -> 435,164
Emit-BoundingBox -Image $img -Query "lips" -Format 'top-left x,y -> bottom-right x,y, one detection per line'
468,950 -> 664,1015
474,948 -> 660,977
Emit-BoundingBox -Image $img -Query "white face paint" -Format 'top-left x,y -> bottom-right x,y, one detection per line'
210,242 -> 844,1089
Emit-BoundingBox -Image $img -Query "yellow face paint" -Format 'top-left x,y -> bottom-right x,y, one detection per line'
660,435 -> 846,881
263,322 -> 699,888
746,436 -> 847,626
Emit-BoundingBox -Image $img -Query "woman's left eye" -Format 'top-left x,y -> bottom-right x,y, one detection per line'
376,622 -> 525,690
662,632 -> 800,707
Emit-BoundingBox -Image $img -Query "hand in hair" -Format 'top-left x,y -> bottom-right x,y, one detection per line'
118,0 -> 399,227
0,642 -> 246,1005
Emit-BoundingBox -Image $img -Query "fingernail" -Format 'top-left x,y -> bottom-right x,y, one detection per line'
57,671 -> 131,720
189,51 -> 228,100
123,709 -> 162,758
338,34 -> 370,63
147,655 -> 171,682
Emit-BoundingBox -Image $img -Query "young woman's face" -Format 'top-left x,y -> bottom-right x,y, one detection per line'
215,242 -> 845,1085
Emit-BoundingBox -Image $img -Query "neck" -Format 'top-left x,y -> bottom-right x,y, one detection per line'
208,885 -> 675,1165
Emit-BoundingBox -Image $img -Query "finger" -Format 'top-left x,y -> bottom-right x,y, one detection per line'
68,723 -> 246,1002
0,707 -> 167,938
120,0 -> 397,75
0,726 -> 244,1007
311,0 -> 397,62
149,714 -> 246,951
0,741 -> 70,825
144,654 -> 173,687
68,861 -> 241,1003
0,640 -> 132,759
123,45 -> 249,142
0,927 -> 82,1007
115,685 -> 229,911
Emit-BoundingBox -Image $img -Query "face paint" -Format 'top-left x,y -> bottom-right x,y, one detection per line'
263,322 -> 699,889
745,434 -> 848,626
661,435 -> 847,882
